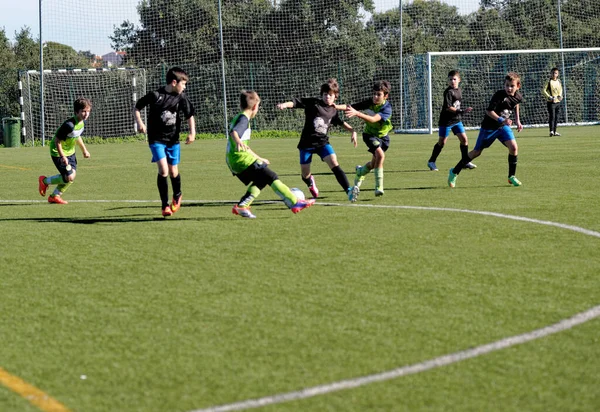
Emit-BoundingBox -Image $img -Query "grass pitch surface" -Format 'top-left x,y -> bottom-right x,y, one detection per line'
0,127 -> 599,411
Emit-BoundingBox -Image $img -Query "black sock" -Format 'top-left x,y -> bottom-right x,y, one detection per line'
508,154 -> 518,177
302,176 -> 312,187
238,192 -> 254,207
429,143 -> 443,163
157,174 -> 169,208
331,165 -> 350,191
171,174 -> 181,200
460,145 -> 469,163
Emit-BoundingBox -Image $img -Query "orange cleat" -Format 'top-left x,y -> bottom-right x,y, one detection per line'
171,194 -> 182,213
48,195 -> 68,204
38,176 -> 49,196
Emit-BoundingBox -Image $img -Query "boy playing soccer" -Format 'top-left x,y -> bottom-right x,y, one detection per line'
342,80 -> 393,201
276,78 -> 357,200
428,70 -> 476,172
134,66 -> 196,217
38,98 -> 92,204
229,90 -> 315,219
448,72 -> 524,188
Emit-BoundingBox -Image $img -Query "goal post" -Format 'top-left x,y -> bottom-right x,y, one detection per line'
19,68 -> 146,145
399,47 -> 600,134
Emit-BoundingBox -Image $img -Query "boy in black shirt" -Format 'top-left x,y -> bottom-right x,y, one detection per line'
276,79 -> 357,200
134,67 -> 196,216
448,72 -> 524,188
428,70 -> 476,171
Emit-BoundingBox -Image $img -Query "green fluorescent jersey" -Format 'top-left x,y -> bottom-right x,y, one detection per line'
50,116 -> 85,157
226,113 -> 258,174
351,99 -> 393,137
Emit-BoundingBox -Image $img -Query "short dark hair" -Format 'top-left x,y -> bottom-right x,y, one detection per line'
166,67 -> 189,84
373,80 -> 391,95
506,72 -> 521,87
73,97 -> 92,113
551,67 -> 559,73
320,78 -> 340,97
448,70 -> 460,78
240,90 -> 260,110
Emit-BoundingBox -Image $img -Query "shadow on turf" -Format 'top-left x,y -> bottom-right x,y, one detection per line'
277,169 -> 435,178
0,215 -> 233,224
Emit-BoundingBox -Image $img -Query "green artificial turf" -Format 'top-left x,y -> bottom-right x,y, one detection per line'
0,127 -> 599,411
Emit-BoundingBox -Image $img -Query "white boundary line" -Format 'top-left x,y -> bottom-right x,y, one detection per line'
192,305 -> 600,412
3,199 -> 600,412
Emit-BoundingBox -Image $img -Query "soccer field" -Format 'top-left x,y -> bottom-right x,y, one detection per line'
1,128 -> 599,412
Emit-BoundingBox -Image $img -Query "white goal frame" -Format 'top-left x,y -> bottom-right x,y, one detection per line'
19,67 -> 146,145
418,47 -> 600,134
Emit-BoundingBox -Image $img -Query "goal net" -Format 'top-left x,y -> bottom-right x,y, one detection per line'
401,47 -> 600,133
24,0 -> 600,139
20,68 -> 146,143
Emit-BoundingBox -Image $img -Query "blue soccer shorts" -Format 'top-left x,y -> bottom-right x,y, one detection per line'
299,144 -> 335,165
439,122 -> 466,138
474,125 -> 515,151
149,142 -> 181,165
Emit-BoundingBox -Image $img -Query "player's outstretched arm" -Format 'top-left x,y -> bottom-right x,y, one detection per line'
276,102 -> 293,110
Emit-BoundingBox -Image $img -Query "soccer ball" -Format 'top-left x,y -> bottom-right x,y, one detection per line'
290,187 -> 305,201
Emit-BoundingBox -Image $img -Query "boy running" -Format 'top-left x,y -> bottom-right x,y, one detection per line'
134,67 -> 196,217
38,98 -> 92,204
342,80 -> 393,201
428,70 -> 476,171
229,90 -> 315,218
448,72 -> 524,188
276,78 -> 357,200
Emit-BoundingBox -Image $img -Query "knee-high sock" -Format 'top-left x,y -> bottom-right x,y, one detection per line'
157,174 -> 169,208
238,184 -> 261,207
302,175 -> 313,187
52,181 -> 72,196
508,154 -> 518,177
374,168 -> 383,189
46,174 -> 63,185
357,163 -> 371,177
171,174 -> 181,199
270,179 -> 296,208
429,143 -> 443,163
331,165 -> 350,191
460,145 -> 469,163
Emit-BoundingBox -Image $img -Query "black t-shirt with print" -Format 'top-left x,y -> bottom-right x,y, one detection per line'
292,97 -> 344,149
481,90 -> 523,130
438,87 -> 463,127
135,86 -> 195,144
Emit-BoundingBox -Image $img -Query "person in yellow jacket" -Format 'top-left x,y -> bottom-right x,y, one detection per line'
542,67 -> 563,136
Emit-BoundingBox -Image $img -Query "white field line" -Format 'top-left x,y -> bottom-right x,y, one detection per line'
3,198 -> 600,412
192,305 -> 600,412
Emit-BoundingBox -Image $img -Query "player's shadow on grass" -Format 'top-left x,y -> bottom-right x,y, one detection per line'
0,215 -> 232,224
277,169 -> 432,178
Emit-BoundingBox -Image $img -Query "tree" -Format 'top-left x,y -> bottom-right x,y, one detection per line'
13,27 -> 38,70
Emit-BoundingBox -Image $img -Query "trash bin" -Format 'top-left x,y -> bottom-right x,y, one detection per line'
2,117 -> 21,147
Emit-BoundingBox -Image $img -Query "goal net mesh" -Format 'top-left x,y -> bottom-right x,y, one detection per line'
20,0 -> 600,139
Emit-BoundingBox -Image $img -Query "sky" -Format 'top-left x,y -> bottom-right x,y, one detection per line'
1,0 -> 480,56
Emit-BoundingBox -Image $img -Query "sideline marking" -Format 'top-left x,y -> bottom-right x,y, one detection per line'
0,367 -> 70,412
0,164 -> 31,171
